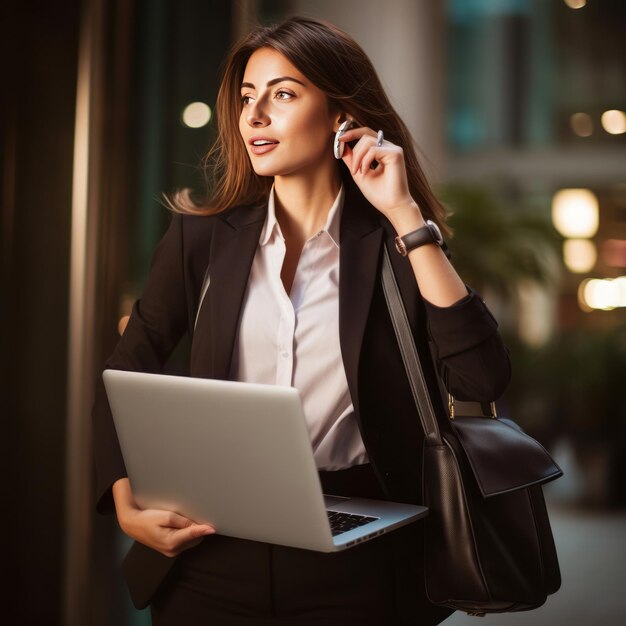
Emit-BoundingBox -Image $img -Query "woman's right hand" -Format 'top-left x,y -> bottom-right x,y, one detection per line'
112,477 -> 216,557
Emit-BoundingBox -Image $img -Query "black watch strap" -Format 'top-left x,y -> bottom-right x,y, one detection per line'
394,220 -> 443,256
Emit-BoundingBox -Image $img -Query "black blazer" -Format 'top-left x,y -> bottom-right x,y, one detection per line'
92,171 -> 511,609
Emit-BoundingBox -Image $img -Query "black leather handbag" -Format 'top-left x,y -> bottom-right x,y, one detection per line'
381,244 -> 563,616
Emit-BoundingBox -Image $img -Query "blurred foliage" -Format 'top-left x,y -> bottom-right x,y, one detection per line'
434,182 -> 626,441
437,183 -> 562,298
435,184 -> 626,507
502,326 -> 626,442
503,323 -> 626,508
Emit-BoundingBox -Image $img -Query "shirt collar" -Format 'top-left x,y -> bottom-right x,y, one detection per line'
259,182 -> 344,248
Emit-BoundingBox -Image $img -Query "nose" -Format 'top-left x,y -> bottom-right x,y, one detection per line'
246,99 -> 270,127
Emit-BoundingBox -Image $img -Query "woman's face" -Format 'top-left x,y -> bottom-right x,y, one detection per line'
239,47 -> 339,178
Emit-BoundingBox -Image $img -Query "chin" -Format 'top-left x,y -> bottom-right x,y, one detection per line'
249,151 -> 326,178
250,160 -> 292,177
251,164 -> 281,178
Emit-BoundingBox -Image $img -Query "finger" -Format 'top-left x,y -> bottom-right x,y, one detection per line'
182,523 -> 216,539
350,136 -> 377,176
160,510 -> 198,529
158,532 -> 209,558
360,145 -> 382,173
337,125 -> 376,141
158,511 -> 216,535
340,142 -> 354,169
171,523 -> 216,547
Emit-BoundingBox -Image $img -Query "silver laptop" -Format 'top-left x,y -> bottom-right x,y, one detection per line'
103,369 -> 428,552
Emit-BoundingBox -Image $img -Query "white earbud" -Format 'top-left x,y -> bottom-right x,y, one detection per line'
333,119 -> 356,160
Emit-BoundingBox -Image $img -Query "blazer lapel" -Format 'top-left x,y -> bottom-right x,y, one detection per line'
190,203 -> 266,379
338,177 -> 384,421
190,175 -> 387,424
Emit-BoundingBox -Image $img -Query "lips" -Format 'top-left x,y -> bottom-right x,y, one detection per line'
249,136 -> 280,155
250,142 -> 279,155
248,136 -> 279,146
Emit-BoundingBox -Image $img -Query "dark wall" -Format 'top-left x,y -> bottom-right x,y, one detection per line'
1,1 -> 280,623
90,0 -> 235,623
1,1 -> 79,625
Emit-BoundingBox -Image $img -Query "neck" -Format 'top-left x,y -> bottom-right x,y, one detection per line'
272,163 -> 343,243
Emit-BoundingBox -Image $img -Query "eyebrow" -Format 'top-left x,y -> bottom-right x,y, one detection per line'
240,76 -> 306,90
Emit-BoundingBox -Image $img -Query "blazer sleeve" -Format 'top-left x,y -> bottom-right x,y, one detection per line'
92,213 -> 189,515
422,286 -> 512,403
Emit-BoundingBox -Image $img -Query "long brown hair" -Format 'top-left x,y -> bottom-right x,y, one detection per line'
166,15 -> 450,235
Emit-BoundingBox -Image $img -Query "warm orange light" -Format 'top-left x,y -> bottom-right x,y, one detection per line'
578,277 -> 626,311
563,239 -> 597,273
570,112 -> 593,137
601,110 -> 626,135
118,315 -> 130,335
182,102 -> 211,128
552,189 -> 599,238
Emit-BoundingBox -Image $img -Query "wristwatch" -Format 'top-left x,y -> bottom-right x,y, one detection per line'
394,219 -> 444,256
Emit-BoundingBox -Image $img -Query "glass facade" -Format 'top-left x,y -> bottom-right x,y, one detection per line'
447,0 -> 626,151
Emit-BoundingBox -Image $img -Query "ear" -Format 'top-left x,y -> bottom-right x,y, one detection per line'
330,108 -> 352,134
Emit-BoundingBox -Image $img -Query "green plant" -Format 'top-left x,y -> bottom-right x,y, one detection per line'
437,183 -> 561,298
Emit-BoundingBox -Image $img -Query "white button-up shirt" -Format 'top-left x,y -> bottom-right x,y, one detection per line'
228,182 -> 369,470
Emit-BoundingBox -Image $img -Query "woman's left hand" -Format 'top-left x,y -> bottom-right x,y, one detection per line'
338,125 -> 418,219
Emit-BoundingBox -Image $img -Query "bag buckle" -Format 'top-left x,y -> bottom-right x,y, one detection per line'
448,394 -> 497,420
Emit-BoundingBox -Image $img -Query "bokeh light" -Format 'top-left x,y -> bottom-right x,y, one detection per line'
552,189 -> 599,238
563,239 -> 597,273
600,109 -> 626,135
563,0 -> 586,9
570,112 -> 593,137
578,276 -> 626,311
182,102 -> 212,128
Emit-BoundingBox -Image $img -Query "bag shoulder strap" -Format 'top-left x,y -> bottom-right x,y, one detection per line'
381,243 -> 442,446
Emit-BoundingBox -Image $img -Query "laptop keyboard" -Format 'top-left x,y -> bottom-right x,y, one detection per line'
326,510 -> 379,536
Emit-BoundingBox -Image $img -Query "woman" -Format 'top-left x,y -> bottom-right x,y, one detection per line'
92,15 -> 511,626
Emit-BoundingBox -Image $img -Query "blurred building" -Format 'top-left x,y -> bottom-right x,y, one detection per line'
445,0 -> 626,336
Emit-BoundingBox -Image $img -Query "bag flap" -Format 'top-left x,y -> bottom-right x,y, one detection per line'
448,416 -> 563,498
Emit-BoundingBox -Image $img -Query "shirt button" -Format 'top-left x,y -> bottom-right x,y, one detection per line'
281,351 -> 290,358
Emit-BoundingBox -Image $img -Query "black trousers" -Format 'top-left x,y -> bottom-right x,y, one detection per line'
150,463 -> 453,625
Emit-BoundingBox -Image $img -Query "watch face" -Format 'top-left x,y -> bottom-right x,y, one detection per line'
426,220 -> 444,246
